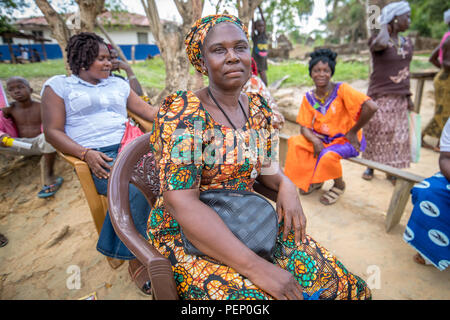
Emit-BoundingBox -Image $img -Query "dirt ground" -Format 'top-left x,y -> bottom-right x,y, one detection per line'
0,77 -> 449,300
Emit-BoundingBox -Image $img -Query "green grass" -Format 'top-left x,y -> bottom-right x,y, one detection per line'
0,54 -> 436,91
115,57 -> 167,90
266,59 -> 372,87
0,59 -> 67,79
410,58 -> 434,72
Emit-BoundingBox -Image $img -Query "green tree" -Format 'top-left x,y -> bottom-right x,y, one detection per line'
323,0 -> 367,43
261,0 -> 314,36
409,0 -> 448,38
0,0 -> 29,33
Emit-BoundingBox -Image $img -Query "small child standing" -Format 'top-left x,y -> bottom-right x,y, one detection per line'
0,76 -> 63,198
251,19 -> 269,86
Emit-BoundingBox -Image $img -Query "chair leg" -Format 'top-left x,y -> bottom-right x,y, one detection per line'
106,257 -> 125,269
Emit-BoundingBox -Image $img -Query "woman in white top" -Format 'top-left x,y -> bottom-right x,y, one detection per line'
41,32 -> 158,294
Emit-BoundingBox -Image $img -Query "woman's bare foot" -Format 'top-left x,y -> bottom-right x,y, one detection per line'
413,253 -> 431,266
298,182 -> 323,195
319,180 -> 345,205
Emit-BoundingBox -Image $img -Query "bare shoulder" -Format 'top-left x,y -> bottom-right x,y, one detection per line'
443,36 -> 450,47
31,100 -> 41,109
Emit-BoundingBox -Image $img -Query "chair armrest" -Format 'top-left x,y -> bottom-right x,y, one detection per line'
108,186 -> 178,300
57,150 -> 107,235
107,136 -> 178,299
57,151 -> 83,167
253,180 -> 278,202
127,110 -> 153,133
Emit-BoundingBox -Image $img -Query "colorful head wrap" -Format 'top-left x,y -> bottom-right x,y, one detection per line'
185,14 -> 248,75
444,9 -> 450,25
378,1 -> 411,25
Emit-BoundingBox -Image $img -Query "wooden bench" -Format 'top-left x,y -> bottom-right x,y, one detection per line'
278,132 -> 425,232
411,71 -> 437,114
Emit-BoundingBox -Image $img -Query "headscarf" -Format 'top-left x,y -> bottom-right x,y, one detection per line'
185,14 -> 248,75
444,9 -> 450,25
379,1 -> 411,25
308,49 -> 338,76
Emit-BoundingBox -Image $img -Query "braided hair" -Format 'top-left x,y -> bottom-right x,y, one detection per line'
66,32 -> 106,75
308,48 -> 338,76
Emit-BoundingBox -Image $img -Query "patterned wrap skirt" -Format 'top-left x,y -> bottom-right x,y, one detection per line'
151,225 -> 372,300
403,173 -> 450,271
423,70 -> 450,139
362,94 -> 410,168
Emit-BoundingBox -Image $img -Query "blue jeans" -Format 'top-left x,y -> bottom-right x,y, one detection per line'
91,144 -> 151,260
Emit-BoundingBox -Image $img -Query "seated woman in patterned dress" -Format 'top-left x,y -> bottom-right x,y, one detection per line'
403,119 -> 450,271
147,14 -> 372,300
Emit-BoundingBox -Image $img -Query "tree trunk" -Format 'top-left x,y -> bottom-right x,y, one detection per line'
7,41 -> 17,64
182,0 -> 205,91
75,0 -> 105,33
141,0 -> 205,103
95,18 -> 129,64
236,0 -> 264,29
35,0 -> 72,74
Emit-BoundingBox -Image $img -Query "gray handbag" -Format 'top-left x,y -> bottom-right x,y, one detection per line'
180,189 -> 278,261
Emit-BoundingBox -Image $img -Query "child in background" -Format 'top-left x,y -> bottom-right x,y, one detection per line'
0,76 -> 63,198
252,19 -> 269,86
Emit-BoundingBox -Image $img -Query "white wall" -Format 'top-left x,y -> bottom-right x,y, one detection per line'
0,29 -> 58,45
96,28 -> 155,45
1,26 -> 155,46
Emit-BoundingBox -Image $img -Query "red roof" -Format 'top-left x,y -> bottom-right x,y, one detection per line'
15,11 -> 152,28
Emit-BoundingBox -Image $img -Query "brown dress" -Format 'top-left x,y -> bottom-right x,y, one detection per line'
362,36 -> 413,168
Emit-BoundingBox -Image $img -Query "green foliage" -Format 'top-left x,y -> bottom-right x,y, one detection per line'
323,0 -> 367,43
409,0 -> 449,38
324,0 -> 449,42
0,0 -> 28,13
0,0 -> 28,34
0,15 -> 17,34
261,0 -> 314,36
104,0 -> 127,12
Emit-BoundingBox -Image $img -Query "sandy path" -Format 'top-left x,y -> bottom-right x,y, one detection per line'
0,79 -> 449,300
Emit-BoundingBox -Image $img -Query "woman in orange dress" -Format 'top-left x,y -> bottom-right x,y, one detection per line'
284,49 -> 378,205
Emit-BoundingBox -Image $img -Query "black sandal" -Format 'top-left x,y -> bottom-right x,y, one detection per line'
0,233 -> 8,247
386,174 -> 397,186
362,168 -> 374,181
128,261 -> 152,295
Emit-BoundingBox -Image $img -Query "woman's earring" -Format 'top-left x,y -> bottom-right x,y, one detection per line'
394,19 -> 398,23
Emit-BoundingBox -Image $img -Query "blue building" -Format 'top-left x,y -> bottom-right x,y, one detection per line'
0,11 -> 160,62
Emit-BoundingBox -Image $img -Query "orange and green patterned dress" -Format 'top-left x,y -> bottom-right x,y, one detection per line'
147,90 -> 371,300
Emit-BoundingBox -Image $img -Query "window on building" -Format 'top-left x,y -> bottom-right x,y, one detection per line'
32,31 -> 44,39
137,32 -> 148,44
2,37 -> 12,44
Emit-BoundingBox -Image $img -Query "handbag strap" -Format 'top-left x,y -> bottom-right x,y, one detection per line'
207,87 -> 249,130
